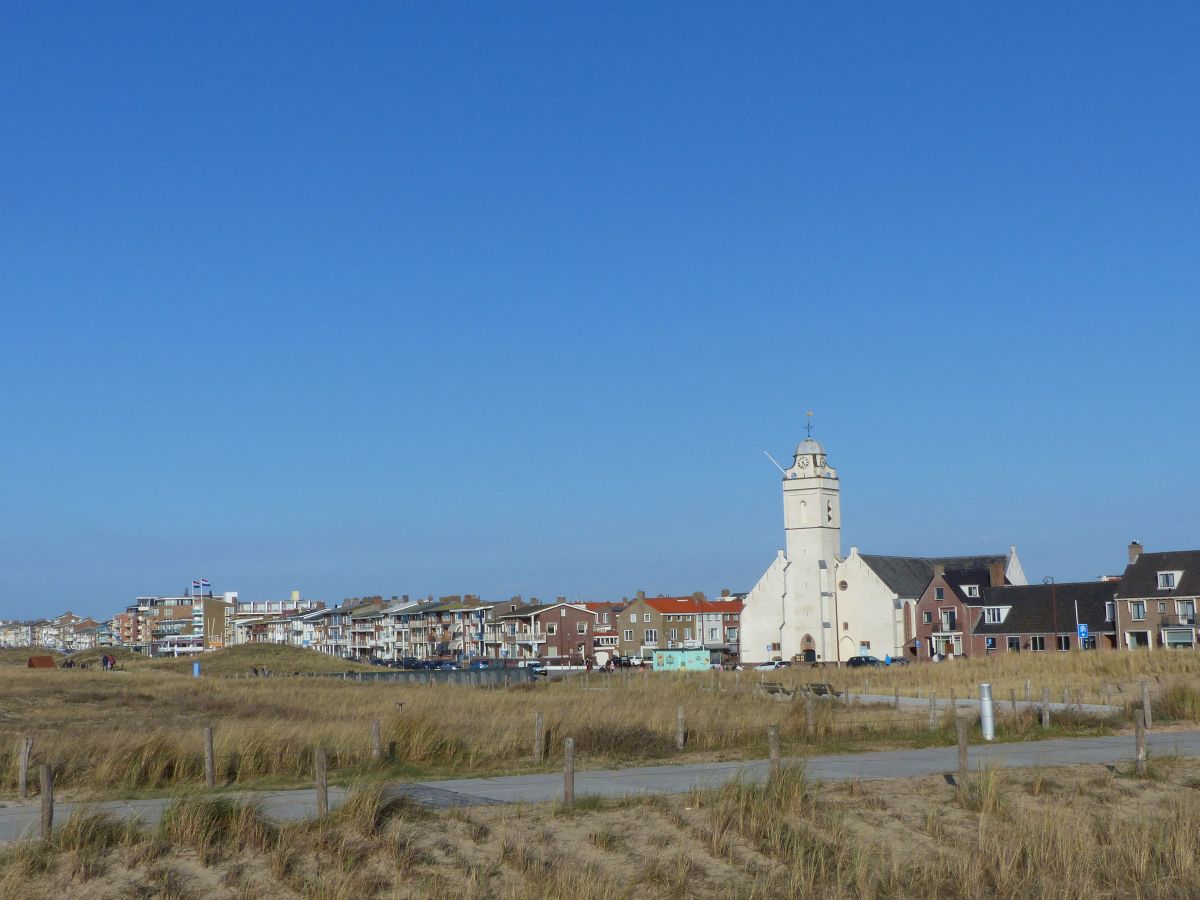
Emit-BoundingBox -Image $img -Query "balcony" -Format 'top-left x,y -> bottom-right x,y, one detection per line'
506,631 -> 547,644
1163,614 -> 1196,627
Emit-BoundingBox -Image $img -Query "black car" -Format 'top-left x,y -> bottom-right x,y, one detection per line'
845,655 -> 884,668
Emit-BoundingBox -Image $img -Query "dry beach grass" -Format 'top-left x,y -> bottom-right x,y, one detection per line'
1,646 -> 1160,797
5,757 -> 1200,898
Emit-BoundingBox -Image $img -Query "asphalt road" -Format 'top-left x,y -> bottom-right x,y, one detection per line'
0,729 -> 1194,843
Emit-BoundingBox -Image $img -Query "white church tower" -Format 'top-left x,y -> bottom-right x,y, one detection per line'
740,433 -> 842,662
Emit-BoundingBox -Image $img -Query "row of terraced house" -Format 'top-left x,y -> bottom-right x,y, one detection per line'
229,591 -> 744,665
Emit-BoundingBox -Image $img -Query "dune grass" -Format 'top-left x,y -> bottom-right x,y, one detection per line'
0,654 -> 1149,797
8,759 -> 1200,898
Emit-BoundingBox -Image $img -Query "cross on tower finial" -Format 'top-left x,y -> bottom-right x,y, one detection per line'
805,411 -> 814,438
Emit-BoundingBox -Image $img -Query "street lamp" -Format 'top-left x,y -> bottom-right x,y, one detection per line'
1043,576 -> 1060,650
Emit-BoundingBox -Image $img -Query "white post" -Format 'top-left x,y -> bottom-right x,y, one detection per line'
979,682 -> 995,742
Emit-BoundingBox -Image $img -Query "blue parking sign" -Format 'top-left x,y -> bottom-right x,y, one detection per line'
1077,623 -> 1089,641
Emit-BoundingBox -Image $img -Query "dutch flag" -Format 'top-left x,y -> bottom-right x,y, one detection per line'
200,578 -> 211,587
192,580 -> 202,588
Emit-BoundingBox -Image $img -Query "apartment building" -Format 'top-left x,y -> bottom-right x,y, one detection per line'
494,601 -> 596,664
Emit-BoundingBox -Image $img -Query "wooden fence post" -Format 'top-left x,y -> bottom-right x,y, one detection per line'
17,737 -> 32,800
768,724 -> 780,778
676,705 -> 686,751
314,748 -> 328,816
949,689 -> 957,710
956,718 -> 969,784
1142,682 -> 1153,729
894,687 -> 900,709
805,694 -> 816,739
1063,686 -> 1070,706
371,719 -> 383,761
1024,679 -> 1031,702
534,712 -> 545,763
927,695 -> 938,731
1135,709 -> 1147,776
1009,688 -> 1017,715
563,737 -> 575,810
1041,687 -> 1051,729
203,727 -> 215,788
39,764 -> 53,841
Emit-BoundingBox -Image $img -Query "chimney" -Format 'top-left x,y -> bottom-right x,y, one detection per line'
933,563 -> 945,577
636,590 -> 646,601
720,588 -> 730,598
556,596 -> 566,604
988,561 -> 1005,587
692,591 -> 705,602
1128,541 -> 1143,564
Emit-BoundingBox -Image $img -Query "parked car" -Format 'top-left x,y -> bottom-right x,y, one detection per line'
754,661 -> 789,671
526,661 -> 547,676
846,655 -> 883,668
468,659 -> 490,670
437,661 -> 456,671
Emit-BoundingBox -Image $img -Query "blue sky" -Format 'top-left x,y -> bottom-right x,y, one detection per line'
2,3 -> 1197,618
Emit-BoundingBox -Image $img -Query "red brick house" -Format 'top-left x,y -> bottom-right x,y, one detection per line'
495,602 -> 597,665
913,562 -> 1007,658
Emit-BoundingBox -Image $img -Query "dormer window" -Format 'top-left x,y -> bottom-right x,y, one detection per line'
983,607 -> 1004,624
965,586 -> 980,598
1158,572 -> 1181,590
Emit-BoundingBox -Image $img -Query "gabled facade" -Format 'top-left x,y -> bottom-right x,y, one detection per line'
1116,543 -> 1200,650
913,563 -> 1007,658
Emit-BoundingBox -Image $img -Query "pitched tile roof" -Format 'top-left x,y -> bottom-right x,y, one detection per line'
859,554 -> 1008,599
645,597 -> 744,615
1116,550 -> 1200,599
974,581 -> 1118,635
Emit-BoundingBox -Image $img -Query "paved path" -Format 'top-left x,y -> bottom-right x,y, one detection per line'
417,730 -> 1197,804
851,692 -> 1122,715
1,730 -> 1195,842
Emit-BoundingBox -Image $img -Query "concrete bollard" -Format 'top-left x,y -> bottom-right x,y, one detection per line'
979,683 -> 995,742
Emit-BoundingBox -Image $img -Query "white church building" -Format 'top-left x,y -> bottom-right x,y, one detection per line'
740,436 -> 1026,664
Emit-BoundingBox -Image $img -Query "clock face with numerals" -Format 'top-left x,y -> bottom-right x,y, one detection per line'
816,455 -> 826,468
798,456 -> 811,468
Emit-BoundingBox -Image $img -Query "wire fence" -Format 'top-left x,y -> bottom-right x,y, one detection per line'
1,676 -> 1169,798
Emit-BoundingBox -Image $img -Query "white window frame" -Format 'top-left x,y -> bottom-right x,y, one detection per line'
643,614 -> 652,623
576,621 -> 587,634
1056,635 -> 1070,651
622,629 -> 633,642
644,628 -> 658,643
965,585 -> 980,598
1132,601 -> 1146,621
1030,635 -> 1046,652
983,607 -> 1003,624
1158,571 -> 1180,590
934,587 -> 944,600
